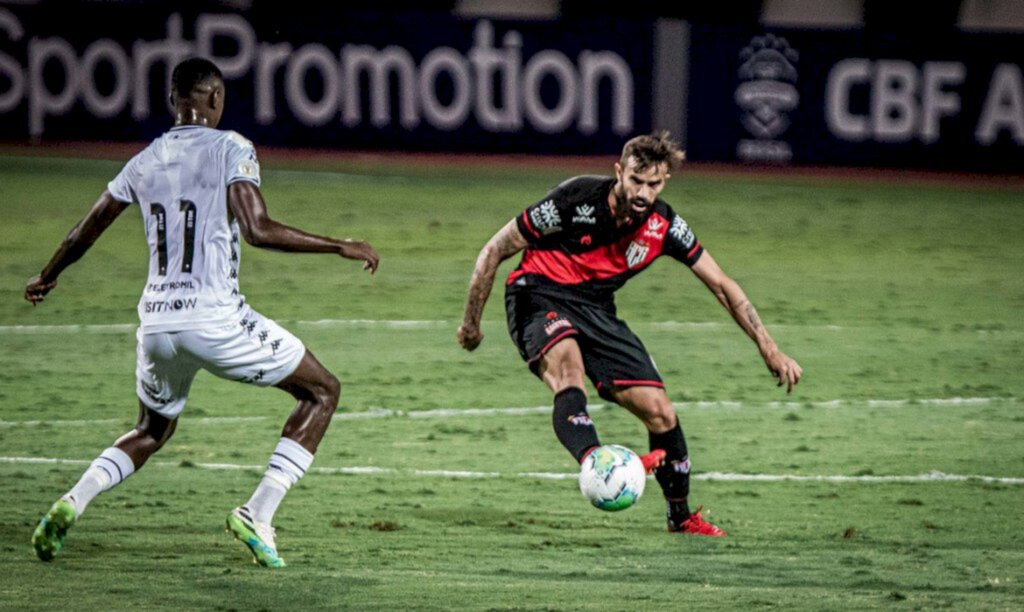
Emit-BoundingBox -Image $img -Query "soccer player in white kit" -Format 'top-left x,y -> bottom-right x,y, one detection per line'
25,58 -> 379,568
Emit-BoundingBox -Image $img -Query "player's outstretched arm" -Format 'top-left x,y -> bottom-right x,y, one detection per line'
457,219 -> 527,351
228,181 -> 379,273
25,191 -> 130,305
690,251 -> 803,393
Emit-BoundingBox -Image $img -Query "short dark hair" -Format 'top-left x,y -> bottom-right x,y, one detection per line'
171,57 -> 223,100
620,131 -> 686,172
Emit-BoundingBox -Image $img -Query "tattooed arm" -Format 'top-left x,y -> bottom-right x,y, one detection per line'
458,219 -> 529,351
690,251 -> 803,392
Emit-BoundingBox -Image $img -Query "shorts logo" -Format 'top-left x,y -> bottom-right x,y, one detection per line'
572,204 -> 596,224
625,240 -> 650,269
544,317 -> 573,336
529,200 -> 562,235
643,217 -> 666,240
140,382 -> 171,405
568,414 -> 593,426
669,216 -> 695,248
240,369 -> 266,384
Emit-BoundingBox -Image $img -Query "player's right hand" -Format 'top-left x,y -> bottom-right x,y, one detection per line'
25,275 -> 57,305
339,240 -> 379,274
457,323 -> 483,351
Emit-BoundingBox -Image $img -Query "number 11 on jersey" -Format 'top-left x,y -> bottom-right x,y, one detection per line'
149,200 -> 197,275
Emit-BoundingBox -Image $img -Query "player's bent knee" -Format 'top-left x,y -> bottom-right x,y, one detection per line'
641,402 -> 677,433
323,373 -> 341,408
312,372 -> 340,410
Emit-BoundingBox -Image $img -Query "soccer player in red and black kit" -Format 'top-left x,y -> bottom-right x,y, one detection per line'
457,132 -> 802,536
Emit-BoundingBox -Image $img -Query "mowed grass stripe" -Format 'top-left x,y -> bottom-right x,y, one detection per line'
0,396 -> 1015,428
2,455 -> 1022,484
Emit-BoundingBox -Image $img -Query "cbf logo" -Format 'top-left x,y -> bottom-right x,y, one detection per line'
735,34 -> 799,162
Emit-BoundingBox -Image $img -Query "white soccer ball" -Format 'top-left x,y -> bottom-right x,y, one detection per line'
578,444 -> 646,511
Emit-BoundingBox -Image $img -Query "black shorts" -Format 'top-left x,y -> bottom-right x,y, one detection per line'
505,289 -> 663,401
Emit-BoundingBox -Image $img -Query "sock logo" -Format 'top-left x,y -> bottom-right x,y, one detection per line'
568,413 -> 593,426
672,457 -> 691,474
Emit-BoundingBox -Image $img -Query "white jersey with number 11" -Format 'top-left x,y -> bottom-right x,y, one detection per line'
108,125 -> 261,333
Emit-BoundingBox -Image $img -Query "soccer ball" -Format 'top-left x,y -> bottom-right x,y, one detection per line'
578,444 -> 646,511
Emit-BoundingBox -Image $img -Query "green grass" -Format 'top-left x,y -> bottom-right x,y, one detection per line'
1,154 -> 1023,609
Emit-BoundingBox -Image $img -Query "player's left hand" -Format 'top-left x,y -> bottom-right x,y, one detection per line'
457,323 -> 483,351
764,349 -> 802,393
25,275 -> 58,305
338,240 -> 379,274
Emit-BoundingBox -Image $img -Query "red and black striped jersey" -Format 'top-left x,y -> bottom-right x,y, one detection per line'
508,175 -> 703,303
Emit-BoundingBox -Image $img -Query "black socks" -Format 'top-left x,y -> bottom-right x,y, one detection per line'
552,387 -> 600,463
649,421 -> 692,520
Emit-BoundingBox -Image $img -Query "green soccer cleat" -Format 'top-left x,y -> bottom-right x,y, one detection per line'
32,499 -> 78,561
226,506 -> 286,568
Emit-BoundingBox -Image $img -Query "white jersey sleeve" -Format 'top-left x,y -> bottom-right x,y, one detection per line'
224,131 -> 261,187
107,152 -> 144,204
115,126 -> 263,333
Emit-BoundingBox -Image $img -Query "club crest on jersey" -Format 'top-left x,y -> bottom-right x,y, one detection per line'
669,216 -> 696,248
530,200 -> 562,235
625,240 -> 650,269
643,216 -> 666,240
572,204 -> 597,224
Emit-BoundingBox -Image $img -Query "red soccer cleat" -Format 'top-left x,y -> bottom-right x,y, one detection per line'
640,449 -> 667,474
668,506 -> 726,537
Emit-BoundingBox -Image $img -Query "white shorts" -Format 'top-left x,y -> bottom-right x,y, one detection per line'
135,306 -> 306,419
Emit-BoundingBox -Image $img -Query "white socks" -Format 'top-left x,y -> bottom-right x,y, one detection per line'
60,439 -> 313,527
64,447 -> 135,516
244,437 -> 314,525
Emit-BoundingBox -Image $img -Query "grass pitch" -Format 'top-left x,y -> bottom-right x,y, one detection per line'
0,153 -> 1022,610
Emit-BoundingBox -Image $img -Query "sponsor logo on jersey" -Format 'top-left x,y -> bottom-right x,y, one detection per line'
669,216 -> 695,248
143,298 -> 198,313
147,280 -> 197,292
572,204 -> 597,224
529,200 -> 562,235
546,311 -> 559,320
544,317 -> 573,336
625,240 -> 650,269
643,216 -> 666,240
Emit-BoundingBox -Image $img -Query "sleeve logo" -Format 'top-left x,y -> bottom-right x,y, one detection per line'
529,199 -> 562,235
669,216 -> 695,248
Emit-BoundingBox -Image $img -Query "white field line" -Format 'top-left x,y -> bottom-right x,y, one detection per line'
1,456 -> 1021,485
2,320 -> 1019,336
0,397 -> 1015,428
3,319 -> 988,334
